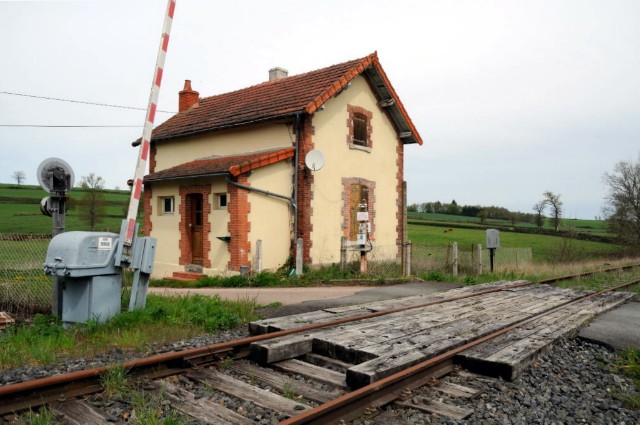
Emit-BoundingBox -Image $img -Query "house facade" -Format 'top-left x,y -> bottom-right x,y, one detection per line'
139,52 -> 423,278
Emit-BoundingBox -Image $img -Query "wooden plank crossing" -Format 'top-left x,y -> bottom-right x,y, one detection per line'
249,282 -> 634,389
456,291 -> 634,380
249,280 -> 528,334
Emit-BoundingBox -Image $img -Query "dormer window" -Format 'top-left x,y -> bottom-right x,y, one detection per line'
347,105 -> 373,151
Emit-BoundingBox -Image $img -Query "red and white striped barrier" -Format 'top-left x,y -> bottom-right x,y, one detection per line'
125,0 -> 176,246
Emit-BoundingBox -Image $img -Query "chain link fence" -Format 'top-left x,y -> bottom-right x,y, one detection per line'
0,234 -> 52,316
1,234 -> 534,316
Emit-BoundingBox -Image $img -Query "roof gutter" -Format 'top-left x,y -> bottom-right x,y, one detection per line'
135,111 -> 302,146
144,172 -> 228,183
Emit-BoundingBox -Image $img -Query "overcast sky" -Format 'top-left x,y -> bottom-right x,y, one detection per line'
1,0 -> 638,220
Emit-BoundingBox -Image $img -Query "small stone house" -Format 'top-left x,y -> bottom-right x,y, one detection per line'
138,52 -> 423,278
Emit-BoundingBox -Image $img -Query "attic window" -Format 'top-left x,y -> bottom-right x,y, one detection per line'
353,113 -> 367,146
347,105 -> 373,151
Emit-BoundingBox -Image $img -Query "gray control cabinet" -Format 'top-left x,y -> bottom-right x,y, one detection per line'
44,232 -> 121,324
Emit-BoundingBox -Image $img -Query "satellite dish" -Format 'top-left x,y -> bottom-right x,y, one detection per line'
37,157 -> 75,193
305,150 -> 325,171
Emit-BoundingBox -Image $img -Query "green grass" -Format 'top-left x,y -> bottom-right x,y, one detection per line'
408,212 -> 613,236
0,183 -> 132,234
0,294 -> 259,370
613,348 -> 640,409
408,223 -> 618,262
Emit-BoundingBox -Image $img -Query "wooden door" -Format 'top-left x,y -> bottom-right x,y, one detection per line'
188,194 -> 204,265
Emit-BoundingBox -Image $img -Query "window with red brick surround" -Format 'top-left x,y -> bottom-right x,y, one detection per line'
347,105 -> 373,151
178,185 -> 212,268
342,177 -> 376,241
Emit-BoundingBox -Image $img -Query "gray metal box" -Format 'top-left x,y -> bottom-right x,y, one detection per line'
486,229 -> 500,249
44,231 -> 122,324
44,231 -> 119,277
61,275 -> 122,324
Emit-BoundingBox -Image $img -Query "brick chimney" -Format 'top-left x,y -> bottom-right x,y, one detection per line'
179,80 -> 199,112
269,67 -> 288,81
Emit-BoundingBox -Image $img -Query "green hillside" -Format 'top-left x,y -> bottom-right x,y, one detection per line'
0,183 -> 133,234
408,223 -> 619,262
408,212 -> 614,238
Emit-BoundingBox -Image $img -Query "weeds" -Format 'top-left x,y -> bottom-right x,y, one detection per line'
0,294 -> 259,370
282,381 -> 301,400
129,391 -> 189,425
218,357 -> 233,372
15,407 -> 60,425
101,365 -> 129,398
613,348 -> 640,409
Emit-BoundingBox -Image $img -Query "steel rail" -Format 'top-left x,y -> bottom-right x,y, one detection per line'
0,264 -> 638,414
279,278 -> 640,424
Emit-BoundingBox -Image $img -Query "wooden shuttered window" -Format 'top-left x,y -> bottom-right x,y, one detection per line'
353,113 -> 367,146
349,184 -> 369,241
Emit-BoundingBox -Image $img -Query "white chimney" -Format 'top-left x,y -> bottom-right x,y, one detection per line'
269,67 -> 288,81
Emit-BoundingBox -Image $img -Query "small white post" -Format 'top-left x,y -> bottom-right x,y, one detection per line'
256,239 -> 263,273
405,242 -> 412,277
452,242 -> 458,277
340,236 -> 347,271
476,243 -> 483,275
296,238 -> 303,276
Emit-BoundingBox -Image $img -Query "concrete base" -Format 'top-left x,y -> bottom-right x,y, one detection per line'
579,301 -> 640,350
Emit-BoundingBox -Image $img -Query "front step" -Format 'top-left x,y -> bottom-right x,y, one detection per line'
170,271 -> 205,282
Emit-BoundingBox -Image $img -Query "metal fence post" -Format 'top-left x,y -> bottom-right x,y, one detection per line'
476,243 -> 483,275
452,242 -> 458,277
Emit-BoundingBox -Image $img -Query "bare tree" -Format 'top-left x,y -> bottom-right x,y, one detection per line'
532,201 -> 546,229
603,157 -> 640,250
543,191 -> 562,231
12,171 -> 26,185
77,173 -> 107,231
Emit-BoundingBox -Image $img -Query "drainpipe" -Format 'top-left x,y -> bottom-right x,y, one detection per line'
293,113 -> 302,243
224,175 -> 295,207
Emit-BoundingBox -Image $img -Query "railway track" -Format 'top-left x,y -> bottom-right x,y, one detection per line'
1,264 -> 639,424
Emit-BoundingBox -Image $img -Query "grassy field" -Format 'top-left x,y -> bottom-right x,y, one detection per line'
0,183 -> 131,234
408,223 -> 619,262
409,212 -> 612,236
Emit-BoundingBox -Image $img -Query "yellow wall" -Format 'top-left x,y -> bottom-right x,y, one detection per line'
310,75 -> 401,264
148,177 -> 231,278
247,160 -> 294,271
148,182 -> 181,278
155,124 -> 293,172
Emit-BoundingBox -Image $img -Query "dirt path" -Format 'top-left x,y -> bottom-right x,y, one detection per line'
148,286 -> 368,306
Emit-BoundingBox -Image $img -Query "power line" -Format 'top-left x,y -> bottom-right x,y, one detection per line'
0,91 -> 177,114
0,124 -> 143,128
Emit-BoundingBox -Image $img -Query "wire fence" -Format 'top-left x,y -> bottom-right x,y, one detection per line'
409,243 -> 533,276
0,234 -> 52,316
0,234 -> 534,317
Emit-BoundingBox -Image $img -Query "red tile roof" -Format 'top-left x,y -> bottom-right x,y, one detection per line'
144,52 -> 423,145
144,147 -> 295,182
